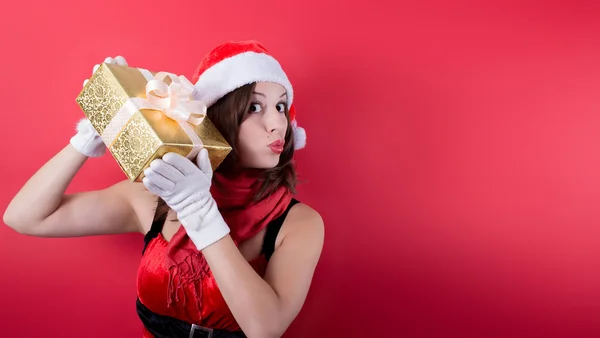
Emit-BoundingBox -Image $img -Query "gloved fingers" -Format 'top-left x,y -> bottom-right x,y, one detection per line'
162,152 -> 200,177
142,177 -> 170,197
195,148 -> 213,180
149,158 -> 185,181
113,55 -> 128,66
143,168 -> 175,192
82,64 -> 101,88
84,56 -> 127,88
103,56 -> 127,66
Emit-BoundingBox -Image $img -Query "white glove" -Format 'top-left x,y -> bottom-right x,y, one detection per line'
142,149 -> 230,251
82,56 -> 128,87
69,118 -> 106,157
71,56 -> 129,158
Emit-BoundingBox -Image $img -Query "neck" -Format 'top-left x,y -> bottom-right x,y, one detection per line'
215,164 -> 268,181
211,168 -> 266,209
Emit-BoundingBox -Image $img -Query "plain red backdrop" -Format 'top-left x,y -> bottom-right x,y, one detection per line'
2,0 -> 600,337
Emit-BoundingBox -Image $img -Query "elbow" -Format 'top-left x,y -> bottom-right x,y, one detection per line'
3,208 -> 17,229
3,210 -> 22,233
3,207 -> 34,235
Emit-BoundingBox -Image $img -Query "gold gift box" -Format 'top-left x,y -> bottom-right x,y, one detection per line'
76,63 -> 232,182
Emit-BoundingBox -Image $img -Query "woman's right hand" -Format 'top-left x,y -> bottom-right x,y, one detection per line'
70,56 -> 128,158
82,56 -> 128,87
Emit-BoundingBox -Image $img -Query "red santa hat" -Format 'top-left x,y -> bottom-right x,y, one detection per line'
191,40 -> 306,150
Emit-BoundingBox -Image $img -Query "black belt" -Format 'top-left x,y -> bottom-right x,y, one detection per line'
136,298 -> 247,338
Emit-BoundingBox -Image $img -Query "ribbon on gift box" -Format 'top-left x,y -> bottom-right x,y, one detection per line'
100,68 -> 207,160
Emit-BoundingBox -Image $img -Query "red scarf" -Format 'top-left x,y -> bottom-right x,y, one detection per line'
163,169 -> 293,313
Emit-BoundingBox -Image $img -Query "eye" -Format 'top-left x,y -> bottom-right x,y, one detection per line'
249,102 -> 263,113
276,103 -> 287,113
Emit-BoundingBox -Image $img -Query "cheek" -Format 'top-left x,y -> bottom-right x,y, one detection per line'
237,122 -> 255,146
276,112 -> 288,125
236,122 -> 259,159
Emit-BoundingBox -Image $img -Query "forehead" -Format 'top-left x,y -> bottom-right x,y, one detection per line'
253,82 -> 287,97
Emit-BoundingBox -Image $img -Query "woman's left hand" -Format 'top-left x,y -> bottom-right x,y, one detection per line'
142,149 -> 230,250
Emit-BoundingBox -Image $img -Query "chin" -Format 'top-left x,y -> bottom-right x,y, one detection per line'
258,161 -> 280,169
239,148 -> 282,169
244,157 -> 280,169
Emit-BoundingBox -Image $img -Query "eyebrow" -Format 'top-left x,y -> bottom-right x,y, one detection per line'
252,91 -> 287,98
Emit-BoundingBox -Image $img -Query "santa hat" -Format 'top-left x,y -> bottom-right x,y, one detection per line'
191,40 -> 306,150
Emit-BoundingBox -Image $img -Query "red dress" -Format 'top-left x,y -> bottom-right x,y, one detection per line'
136,233 -> 268,337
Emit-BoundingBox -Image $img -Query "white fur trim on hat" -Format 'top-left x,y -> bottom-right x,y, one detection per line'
193,51 -> 294,108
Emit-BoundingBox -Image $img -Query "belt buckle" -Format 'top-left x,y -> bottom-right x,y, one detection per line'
190,323 -> 214,338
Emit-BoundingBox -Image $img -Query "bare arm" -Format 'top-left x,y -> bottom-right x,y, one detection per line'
202,203 -> 325,338
2,55 -> 150,237
3,144 -> 152,237
139,151 -> 324,337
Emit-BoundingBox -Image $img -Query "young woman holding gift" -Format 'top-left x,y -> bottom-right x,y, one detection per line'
3,41 -> 324,338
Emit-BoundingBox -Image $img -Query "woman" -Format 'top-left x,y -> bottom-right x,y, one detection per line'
3,40 -> 324,338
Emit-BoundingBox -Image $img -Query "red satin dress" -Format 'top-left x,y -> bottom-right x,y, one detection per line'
135,197 -> 298,337
136,232 -> 268,337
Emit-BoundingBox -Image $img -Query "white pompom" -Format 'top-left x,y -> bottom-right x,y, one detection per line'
293,124 -> 306,150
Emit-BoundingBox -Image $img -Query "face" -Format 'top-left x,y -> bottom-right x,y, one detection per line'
237,82 -> 289,169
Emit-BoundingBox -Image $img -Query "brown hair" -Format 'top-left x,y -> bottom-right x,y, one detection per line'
153,82 -> 298,224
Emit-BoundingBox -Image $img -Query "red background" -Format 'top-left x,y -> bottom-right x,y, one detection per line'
2,0 -> 600,337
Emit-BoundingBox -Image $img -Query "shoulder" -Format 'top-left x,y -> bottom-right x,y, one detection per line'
107,179 -> 159,234
277,201 -> 324,254
287,202 -> 324,234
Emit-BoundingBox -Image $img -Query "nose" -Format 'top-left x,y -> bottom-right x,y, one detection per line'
264,105 -> 286,133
